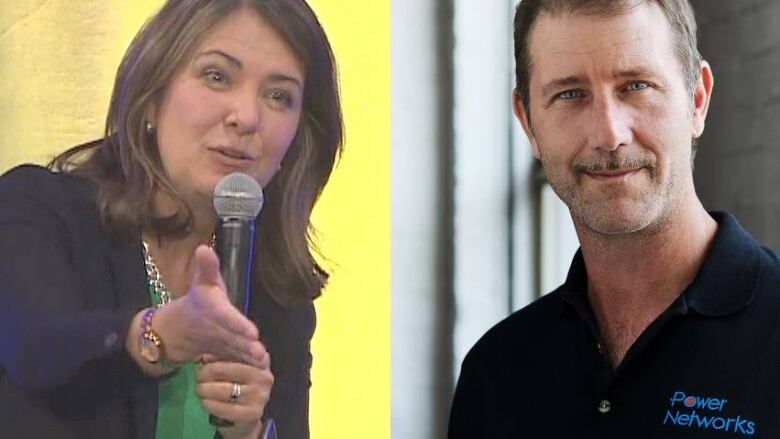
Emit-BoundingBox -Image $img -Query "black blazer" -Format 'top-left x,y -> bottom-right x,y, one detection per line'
0,165 -> 314,438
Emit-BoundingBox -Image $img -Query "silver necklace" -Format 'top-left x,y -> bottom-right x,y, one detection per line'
142,240 -> 173,306
141,234 -> 217,306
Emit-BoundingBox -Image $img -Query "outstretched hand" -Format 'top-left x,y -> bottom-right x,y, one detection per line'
150,246 -> 266,368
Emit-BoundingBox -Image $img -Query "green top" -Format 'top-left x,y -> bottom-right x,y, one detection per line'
148,283 -> 216,439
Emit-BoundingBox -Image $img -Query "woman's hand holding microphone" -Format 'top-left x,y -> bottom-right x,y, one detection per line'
126,245 -> 273,438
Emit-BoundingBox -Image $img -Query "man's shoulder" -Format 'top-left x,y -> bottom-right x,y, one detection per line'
753,244 -> 780,309
757,244 -> 780,270
463,289 -> 566,367
746,232 -> 780,296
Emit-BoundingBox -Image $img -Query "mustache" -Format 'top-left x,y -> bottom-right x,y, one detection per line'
573,154 -> 656,174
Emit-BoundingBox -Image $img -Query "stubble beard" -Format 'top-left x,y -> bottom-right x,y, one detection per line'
542,155 -> 685,238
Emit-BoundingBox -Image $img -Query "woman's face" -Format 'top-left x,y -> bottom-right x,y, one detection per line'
151,6 -> 305,205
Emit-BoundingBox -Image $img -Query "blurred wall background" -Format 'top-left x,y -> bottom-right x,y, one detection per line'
392,0 -> 780,437
691,0 -> 780,248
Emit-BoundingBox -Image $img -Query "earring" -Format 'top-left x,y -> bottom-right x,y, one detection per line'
145,121 -> 153,134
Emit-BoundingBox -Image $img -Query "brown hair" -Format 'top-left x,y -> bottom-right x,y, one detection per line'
513,0 -> 702,121
50,0 -> 343,305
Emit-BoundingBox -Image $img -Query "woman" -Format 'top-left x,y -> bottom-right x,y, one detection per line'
0,0 -> 342,438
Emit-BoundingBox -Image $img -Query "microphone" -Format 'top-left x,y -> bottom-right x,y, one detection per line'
210,172 -> 264,427
212,172 -> 264,314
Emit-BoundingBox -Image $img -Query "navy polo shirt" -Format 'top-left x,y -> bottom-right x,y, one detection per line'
449,213 -> 780,438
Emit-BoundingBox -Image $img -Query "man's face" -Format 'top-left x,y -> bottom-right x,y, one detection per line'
515,3 -> 711,236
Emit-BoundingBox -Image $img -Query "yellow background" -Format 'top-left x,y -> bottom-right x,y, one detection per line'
0,1 -> 390,437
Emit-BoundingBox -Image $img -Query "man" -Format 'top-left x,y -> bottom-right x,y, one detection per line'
449,1 -> 780,437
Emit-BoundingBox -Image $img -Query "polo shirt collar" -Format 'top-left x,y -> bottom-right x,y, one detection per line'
682,212 -> 760,316
558,212 -> 760,318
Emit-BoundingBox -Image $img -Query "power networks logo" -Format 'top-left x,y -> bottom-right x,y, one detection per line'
662,391 -> 757,436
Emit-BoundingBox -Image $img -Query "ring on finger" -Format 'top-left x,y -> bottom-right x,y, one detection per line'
229,382 -> 241,403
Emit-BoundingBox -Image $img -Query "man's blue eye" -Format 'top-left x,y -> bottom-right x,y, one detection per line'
626,82 -> 648,91
559,90 -> 580,100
